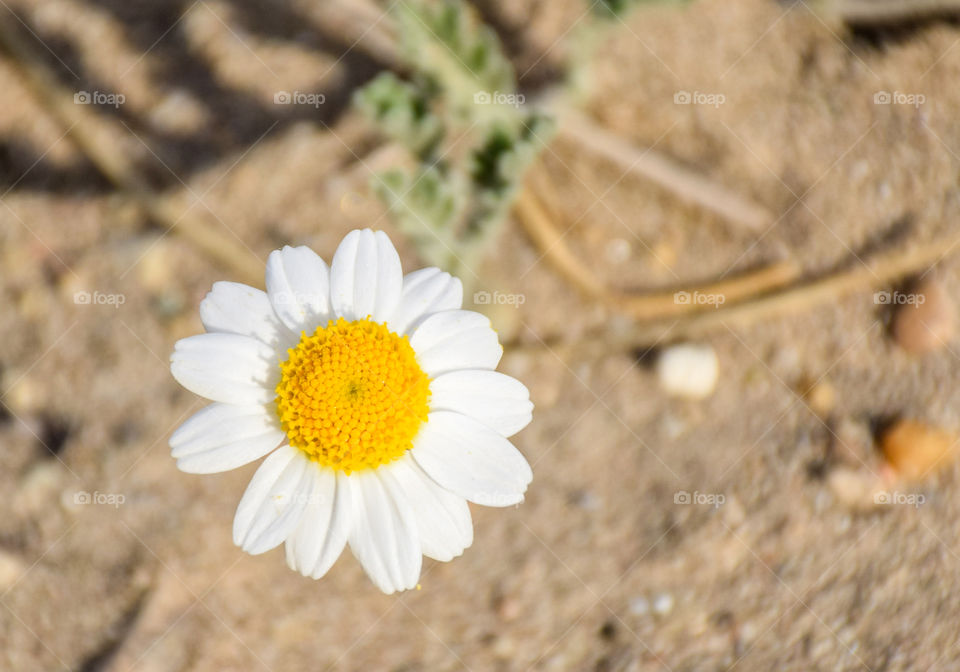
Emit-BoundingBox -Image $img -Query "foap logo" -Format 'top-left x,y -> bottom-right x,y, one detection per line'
673,290 -> 725,308
674,490 -> 725,508
73,490 -> 126,508
74,90 -> 126,108
874,91 -> 925,108
473,90 -> 525,108
73,291 -> 126,308
874,290 -> 925,307
473,290 -> 525,307
874,490 -> 925,508
274,91 -> 326,108
674,90 -> 725,108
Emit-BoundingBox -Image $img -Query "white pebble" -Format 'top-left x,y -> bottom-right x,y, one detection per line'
652,593 -> 674,615
656,344 -> 718,399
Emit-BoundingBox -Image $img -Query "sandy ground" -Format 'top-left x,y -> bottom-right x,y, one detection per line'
3,0 -> 960,670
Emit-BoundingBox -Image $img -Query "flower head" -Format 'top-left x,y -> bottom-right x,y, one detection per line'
169,229 -> 533,593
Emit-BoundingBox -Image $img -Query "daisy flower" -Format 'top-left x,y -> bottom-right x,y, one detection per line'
169,229 -> 533,593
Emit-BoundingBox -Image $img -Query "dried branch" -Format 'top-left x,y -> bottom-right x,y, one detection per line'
527,230 -> 960,356
514,177 -> 799,320
557,111 -> 774,232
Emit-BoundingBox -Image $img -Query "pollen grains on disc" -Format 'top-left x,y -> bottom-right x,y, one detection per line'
274,317 -> 430,473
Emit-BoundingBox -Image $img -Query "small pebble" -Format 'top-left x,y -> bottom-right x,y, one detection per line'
605,238 -> 632,264
18,462 -> 65,513
657,344 -> 718,399
651,240 -> 677,269
5,374 -> 43,415
149,90 -> 209,135
660,413 -> 687,440
880,419 -> 957,482
652,593 -> 674,615
801,378 -> 836,417
495,595 -> 522,622
629,596 -> 650,616
892,278 -> 956,354
827,467 -> 882,512
0,551 -> 25,591
569,489 -> 601,511
137,238 -> 176,293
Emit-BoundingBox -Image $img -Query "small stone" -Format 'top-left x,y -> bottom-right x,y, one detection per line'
891,278 -> 956,354
828,467 -> 882,511
5,374 -> 43,415
801,378 -> 836,417
149,90 -> 209,136
492,635 -> 517,658
605,238 -> 631,264
722,495 -> 745,527
651,240 -> 677,269
495,595 -> 522,622
660,413 -> 687,440
657,344 -> 718,399
629,596 -> 650,616
880,419 -> 957,482
137,238 -> 176,293
652,593 -> 674,615
18,462 -> 65,513
569,489 -> 601,511
0,551 -> 25,591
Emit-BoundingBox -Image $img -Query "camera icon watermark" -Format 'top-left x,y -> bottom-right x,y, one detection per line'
73,490 -> 126,508
473,90 -> 525,108
274,91 -> 326,108
873,290 -> 925,307
74,90 -> 126,108
673,290 -> 725,308
874,490 -> 925,508
674,90 -> 725,108
473,290 -> 525,307
73,290 -> 126,308
674,490 -> 725,508
874,91 -> 925,108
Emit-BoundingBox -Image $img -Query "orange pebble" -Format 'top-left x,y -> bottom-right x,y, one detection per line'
880,419 -> 958,482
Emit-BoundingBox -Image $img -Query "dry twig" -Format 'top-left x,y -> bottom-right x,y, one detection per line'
556,111 -> 774,232
523,230 -> 960,356
514,179 -> 799,320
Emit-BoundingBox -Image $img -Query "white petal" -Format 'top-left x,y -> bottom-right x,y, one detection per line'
170,403 -> 284,474
265,245 -> 333,333
387,267 -> 463,335
409,310 -> 502,376
284,465 -> 351,579
429,370 -> 533,437
330,229 -> 403,323
411,411 -> 532,507
381,457 -> 472,562
200,281 -> 295,349
171,334 -> 278,405
233,445 -> 312,554
346,471 -> 421,594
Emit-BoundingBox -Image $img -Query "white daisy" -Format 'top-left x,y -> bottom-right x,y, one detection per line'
169,228 -> 533,593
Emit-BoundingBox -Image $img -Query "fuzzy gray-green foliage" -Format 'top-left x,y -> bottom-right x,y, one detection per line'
354,73 -> 443,158
354,0 -> 554,282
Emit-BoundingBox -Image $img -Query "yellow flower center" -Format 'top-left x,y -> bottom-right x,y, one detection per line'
275,317 -> 430,473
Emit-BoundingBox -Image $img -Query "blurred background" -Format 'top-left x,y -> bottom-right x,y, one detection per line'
3,0 -> 960,669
